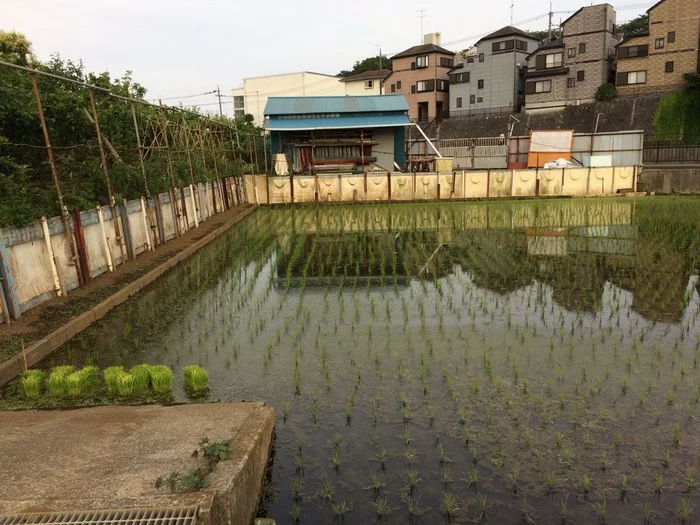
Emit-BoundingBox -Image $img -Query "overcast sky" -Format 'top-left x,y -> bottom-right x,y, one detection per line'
5,0 -> 650,115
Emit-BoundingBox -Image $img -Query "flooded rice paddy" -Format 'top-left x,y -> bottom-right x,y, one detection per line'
3,197 -> 700,524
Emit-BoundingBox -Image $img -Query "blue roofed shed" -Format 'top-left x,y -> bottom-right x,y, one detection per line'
264,95 -> 411,173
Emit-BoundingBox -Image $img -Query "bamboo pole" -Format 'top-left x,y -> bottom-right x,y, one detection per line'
158,101 -> 181,238
26,57 -> 83,286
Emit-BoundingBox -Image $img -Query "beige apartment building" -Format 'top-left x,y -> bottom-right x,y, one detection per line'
385,33 -> 455,122
339,69 -> 392,96
525,4 -> 619,109
616,0 -> 700,95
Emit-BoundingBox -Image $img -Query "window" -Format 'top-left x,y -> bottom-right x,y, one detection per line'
618,44 -> 649,58
470,95 -> 476,104
451,72 -> 470,83
477,79 -> 484,89
577,70 -> 585,81
440,57 -> 454,67
416,79 -> 435,92
492,40 -> 515,52
526,80 -> 552,94
478,53 -> 484,62
579,42 -> 586,54
665,61 -> 674,73
516,40 -> 528,51
416,55 -> 429,68
411,85 -> 416,94
438,79 -> 449,92
617,70 -> 647,85
477,97 -> 483,103
655,37 -> 665,49
567,48 -> 576,58
568,77 -> 576,88
667,31 -> 675,43
234,109 -> 244,117
466,57 -> 474,63
456,97 -> 463,108
536,52 -> 563,69
396,80 -> 402,89
390,83 -> 396,93
364,80 -> 374,89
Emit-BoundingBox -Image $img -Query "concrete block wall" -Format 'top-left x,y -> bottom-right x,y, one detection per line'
0,177 -> 245,324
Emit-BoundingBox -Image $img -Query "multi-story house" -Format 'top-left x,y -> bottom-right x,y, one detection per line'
385,33 -> 455,122
449,26 -> 539,116
616,0 -> 700,95
232,72 -> 344,125
339,69 -> 392,95
525,4 -> 619,110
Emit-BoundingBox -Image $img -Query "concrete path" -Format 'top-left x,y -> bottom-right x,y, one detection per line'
0,402 -> 274,525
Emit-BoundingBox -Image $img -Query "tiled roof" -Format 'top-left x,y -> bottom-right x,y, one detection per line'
391,43 -> 455,59
264,95 -> 409,116
475,25 -> 537,44
339,69 -> 392,82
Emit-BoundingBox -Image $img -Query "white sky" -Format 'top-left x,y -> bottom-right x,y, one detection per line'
4,0 -> 650,115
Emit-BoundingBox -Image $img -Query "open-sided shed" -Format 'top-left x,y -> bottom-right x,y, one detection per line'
264,95 -> 412,174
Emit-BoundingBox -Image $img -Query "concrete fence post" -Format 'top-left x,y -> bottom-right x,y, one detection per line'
189,185 -> 199,228
0,242 -> 20,321
40,216 -> 63,297
140,197 -> 153,251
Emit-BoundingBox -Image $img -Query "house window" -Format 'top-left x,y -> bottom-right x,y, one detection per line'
233,96 -> 245,110
492,40 -> 515,52
665,61 -> 674,73
618,45 -> 649,58
516,40 -> 528,51
526,80 -> 552,94
470,95 -> 476,104
467,57 -> 474,63
450,72 -> 470,83
579,42 -> 586,54
477,97 -> 483,103
577,70 -> 585,81
546,52 -> 563,68
416,79 -> 435,92
477,79 -> 484,89
456,97 -> 463,108
655,37 -> 665,49
390,83 -> 396,93
568,77 -> 576,88
667,31 -> 675,43
440,57 -> 454,67
397,80 -> 402,89
617,70 -> 647,85
364,80 -> 374,89
411,85 -> 416,94
478,53 -> 484,62
416,55 -> 429,68
438,79 -> 449,92
567,48 -> 576,58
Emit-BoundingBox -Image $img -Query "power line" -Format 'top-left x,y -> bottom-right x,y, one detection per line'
150,90 -> 217,102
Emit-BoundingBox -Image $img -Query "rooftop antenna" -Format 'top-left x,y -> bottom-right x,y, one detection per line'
510,0 -> 514,25
548,1 -> 554,40
417,9 -> 427,42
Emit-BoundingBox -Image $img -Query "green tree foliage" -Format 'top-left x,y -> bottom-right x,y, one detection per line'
594,83 -> 616,102
617,14 -> 648,37
527,29 -> 562,44
0,32 -> 262,227
337,55 -> 391,77
653,88 -> 700,141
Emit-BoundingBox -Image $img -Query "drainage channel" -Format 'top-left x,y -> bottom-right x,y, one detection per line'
0,507 -> 198,525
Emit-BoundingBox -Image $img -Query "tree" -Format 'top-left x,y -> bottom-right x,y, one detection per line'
595,83 -> 616,102
0,30 -> 33,65
337,55 -> 391,77
617,14 -> 648,37
527,29 -> 562,44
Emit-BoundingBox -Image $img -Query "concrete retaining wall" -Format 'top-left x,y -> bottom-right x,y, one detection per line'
638,168 -> 700,194
0,178 -> 247,325
244,166 -> 638,206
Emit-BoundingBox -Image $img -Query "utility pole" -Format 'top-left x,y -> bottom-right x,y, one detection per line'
417,9 -> 427,41
216,85 -> 223,117
510,0 -> 514,25
376,44 -> 383,94
548,2 -> 554,41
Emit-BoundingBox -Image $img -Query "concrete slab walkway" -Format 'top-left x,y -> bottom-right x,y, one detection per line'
0,402 -> 274,525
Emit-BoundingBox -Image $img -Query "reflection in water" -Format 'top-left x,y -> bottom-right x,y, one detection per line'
18,197 -> 699,525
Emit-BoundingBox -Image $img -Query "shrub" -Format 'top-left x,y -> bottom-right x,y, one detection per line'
149,365 -> 173,394
595,83 -> 616,101
184,365 -> 209,392
46,365 -> 76,397
20,369 -> 45,400
104,366 -> 125,395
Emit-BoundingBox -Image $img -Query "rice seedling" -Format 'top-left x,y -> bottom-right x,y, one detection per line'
291,477 -> 303,499
371,496 -> 392,517
364,473 -> 385,496
116,371 -> 135,397
582,474 -> 592,496
682,467 -> 695,492
331,500 -> 350,520
20,369 -> 45,400
655,473 -> 664,495
319,478 -> 334,501
130,364 -> 151,394
405,470 -> 421,494
183,365 -> 209,393
149,365 -> 173,394
509,465 -> 519,493
559,495 -> 570,523
439,492 -> 460,520
65,366 -> 98,398
675,496 -> 694,524
289,504 -> 301,523
46,365 -> 76,397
